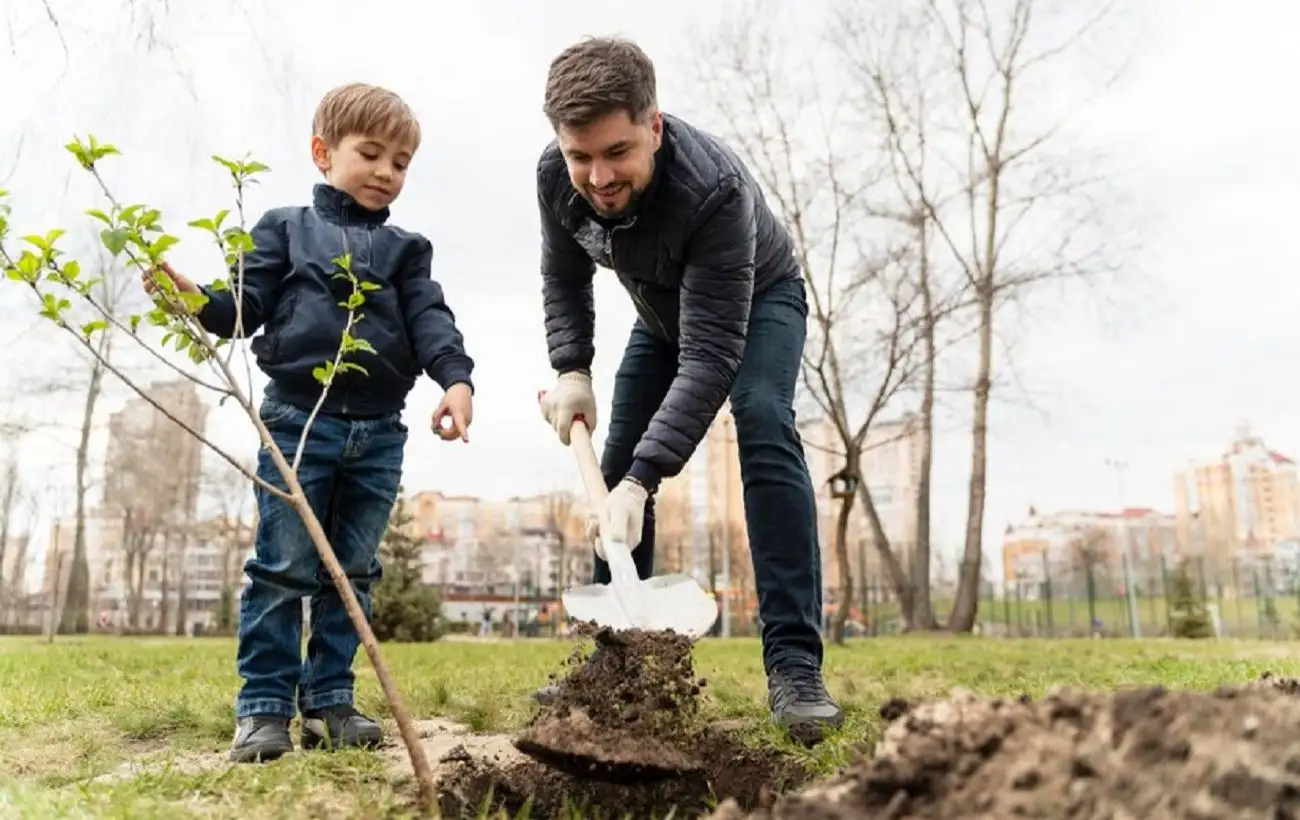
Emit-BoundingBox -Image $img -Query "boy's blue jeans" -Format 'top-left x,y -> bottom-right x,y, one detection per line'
235,397 -> 407,720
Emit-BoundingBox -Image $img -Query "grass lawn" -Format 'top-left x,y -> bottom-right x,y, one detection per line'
1,634 -> 1297,818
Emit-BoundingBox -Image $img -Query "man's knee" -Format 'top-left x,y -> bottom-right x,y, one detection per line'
730,389 -> 796,442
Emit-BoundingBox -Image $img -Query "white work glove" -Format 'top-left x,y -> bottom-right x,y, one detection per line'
539,371 -> 597,445
584,477 -> 649,560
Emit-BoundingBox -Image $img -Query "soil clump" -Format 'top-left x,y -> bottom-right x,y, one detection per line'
709,672 -> 1300,820
436,624 -> 809,818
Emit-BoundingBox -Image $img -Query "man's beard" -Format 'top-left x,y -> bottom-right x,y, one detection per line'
584,158 -> 654,219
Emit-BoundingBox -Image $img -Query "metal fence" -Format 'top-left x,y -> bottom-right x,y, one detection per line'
980,551 -> 1298,639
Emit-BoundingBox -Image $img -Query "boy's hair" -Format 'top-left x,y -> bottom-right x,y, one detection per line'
312,82 -> 421,150
543,37 -> 657,131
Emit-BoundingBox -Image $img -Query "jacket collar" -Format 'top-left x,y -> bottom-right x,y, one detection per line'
312,183 -> 389,226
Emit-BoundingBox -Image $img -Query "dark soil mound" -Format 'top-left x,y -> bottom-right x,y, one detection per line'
436,626 -> 809,819
710,673 -> 1300,820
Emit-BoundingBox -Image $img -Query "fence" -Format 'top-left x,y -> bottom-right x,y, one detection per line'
986,551 -> 1298,639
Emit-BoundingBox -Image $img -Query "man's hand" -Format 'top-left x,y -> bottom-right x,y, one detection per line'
141,261 -> 201,314
432,382 -> 473,442
584,477 -> 648,560
539,371 -> 597,445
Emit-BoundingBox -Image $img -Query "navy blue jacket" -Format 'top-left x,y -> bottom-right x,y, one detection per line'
196,184 -> 474,417
537,113 -> 802,489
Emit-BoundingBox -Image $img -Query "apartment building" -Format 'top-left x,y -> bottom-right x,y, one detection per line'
1001,506 -> 1178,593
1173,423 -> 1300,558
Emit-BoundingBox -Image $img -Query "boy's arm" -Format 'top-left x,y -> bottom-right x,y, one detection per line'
538,177 -> 596,376
195,210 -> 288,339
397,237 -> 475,392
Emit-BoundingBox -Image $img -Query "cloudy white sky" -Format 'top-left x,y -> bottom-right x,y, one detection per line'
1,0 -> 1296,585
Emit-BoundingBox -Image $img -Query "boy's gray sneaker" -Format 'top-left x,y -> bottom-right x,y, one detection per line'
300,704 -> 384,750
229,715 -> 294,763
767,657 -> 844,747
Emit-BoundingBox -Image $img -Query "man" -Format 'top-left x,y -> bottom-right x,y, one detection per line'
534,36 -> 843,744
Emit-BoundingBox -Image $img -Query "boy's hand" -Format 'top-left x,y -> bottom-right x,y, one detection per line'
432,383 -> 473,442
141,261 -> 201,314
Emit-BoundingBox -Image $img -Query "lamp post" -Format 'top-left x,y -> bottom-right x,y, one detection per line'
1105,457 -> 1140,638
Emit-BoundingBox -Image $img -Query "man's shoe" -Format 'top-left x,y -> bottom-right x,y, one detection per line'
228,715 -> 294,763
300,705 -> 384,751
767,657 -> 845,747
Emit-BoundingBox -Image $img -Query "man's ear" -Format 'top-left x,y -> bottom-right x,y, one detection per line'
310,135 -> 331,174
650,110 -> 664,150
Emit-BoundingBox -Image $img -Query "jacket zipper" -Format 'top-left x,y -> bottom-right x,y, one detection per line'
338,222 -> 352,416
606,216 -> 673,341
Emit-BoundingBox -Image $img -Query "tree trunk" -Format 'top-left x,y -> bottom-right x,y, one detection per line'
830,489 -> 855,645
948,283 -> 993,632
59,356 -> 106,635
157,545 -> 170,634
855,480 -> 916,628
0,461 -> 16,599
910,223 -> 938,630
173,531 -> 190,636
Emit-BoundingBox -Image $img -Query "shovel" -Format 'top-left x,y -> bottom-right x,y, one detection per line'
539,392 -> 719,639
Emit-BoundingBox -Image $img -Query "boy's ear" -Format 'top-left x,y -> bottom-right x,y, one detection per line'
310,135 -> 332,174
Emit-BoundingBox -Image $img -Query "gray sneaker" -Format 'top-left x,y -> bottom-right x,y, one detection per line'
229,715 -> 294,763
300,704 -> 384,751
767,657 -> 844,746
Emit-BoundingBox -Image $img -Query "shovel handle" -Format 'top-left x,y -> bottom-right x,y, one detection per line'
538,389 -> 608,517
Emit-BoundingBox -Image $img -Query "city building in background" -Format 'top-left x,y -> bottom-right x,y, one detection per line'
1173,422 -> 1300,560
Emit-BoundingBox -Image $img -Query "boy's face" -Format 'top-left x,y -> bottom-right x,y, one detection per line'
310,133 -> 415,211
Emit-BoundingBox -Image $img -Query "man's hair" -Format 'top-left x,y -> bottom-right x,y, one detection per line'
543,37 -> 657,130
312,82 -> 421,150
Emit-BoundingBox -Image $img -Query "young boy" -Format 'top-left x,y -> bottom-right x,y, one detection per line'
146,82 -> 474,763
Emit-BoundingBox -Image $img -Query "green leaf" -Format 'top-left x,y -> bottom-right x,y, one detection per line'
129,314 -> 142,334
359,281 -> 381,291
80,319 -> 109,338
148,234 -> 180,258
312,362 -> 335,385
100,229 -> 129,257
86,208 -> 114,226
177,291 -> 208,313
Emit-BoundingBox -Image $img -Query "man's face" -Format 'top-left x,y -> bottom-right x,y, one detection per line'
556,109 -> 662,219
311,133 -> 416,211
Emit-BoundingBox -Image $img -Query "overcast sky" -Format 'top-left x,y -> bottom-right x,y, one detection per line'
2,0 -> 1296,585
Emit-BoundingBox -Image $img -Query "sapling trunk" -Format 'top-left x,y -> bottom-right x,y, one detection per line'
259,436 -> 435,807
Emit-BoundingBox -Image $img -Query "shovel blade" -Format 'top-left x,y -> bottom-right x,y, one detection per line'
562,573 -> 719,639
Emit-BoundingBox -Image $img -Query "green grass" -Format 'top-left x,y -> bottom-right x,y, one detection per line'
0,634 -> 1297,818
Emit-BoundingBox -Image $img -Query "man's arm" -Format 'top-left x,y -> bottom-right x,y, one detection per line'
627,177 -> 756,491
397,236 -> 475,392
539,187 -> 597,375
195,210 -> 288,339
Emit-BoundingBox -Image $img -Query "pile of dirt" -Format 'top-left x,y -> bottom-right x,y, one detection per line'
436,625 -> 808,819
709,673 -> 1300,820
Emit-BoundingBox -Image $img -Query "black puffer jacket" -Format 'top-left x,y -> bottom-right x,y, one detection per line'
536,113 -> 801,489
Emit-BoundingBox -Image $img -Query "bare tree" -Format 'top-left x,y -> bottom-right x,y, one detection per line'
543,490 -> 575,595
0,418 -> 30,602
687,3 -> 934,638
202,451 -> 254,626
54,253 -> 143,634
828,0 -> 1128,631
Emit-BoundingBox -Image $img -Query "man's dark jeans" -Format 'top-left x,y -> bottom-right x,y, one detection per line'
235,397 -> 406,719
594,278 -> 824,672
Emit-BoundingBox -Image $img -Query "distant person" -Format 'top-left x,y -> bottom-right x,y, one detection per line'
533,37 -> 842,744
145,83 -> 476,763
